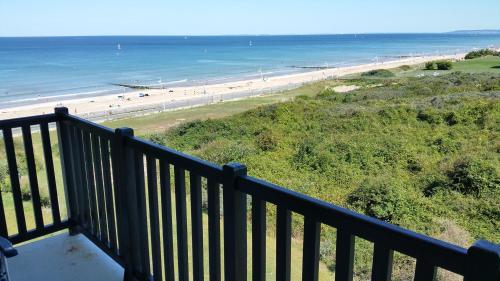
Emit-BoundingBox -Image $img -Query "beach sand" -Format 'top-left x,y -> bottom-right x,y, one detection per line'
0,53 -> 466,121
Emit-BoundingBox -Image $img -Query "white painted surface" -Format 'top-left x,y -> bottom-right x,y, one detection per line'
8,233 -> 123,281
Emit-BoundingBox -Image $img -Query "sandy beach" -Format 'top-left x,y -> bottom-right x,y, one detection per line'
0,53 -> 466,121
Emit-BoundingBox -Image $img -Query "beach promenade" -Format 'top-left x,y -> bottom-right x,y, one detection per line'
0,53 -> 465,121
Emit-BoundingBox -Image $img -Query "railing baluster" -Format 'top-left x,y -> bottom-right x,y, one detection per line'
147,156 -> 162,281
21,125 -> 44,229
252,197 -> 266,281
55,107 -> 79,234
190,173 -> 204,281
302,217 -> 320,281
276,207 -> 291,281
0,130 -> 7,236
371,244 -> 393,281
174,166 -> 189,281
92,134 -> 108,242
335,229 -> 355,281
40,123 -> 61,224
0,165 -> 6,236
160,160 -> 175,281
100,139 -> 117,251
3,127 -> 27,234
73,127 -> 89,227
207,179 -> 221,281
465,240 -> 500,281
82,131 -> 99,235
113,128 -> 136,281
135,152 -> 150,278
414,259 -> 436,281
222,163 -> 247,281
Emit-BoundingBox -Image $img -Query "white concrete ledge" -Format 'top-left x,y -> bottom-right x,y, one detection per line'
8,233 -> 123,281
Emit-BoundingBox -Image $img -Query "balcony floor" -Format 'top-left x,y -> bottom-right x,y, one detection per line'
8,232 -> 123,281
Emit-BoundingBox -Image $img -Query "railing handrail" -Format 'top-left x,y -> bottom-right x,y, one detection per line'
0,109 -> 498,281
238,175 -> 468,274
0,113 -> 59,130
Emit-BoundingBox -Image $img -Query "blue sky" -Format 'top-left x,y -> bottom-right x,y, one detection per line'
1,0 -> 499,36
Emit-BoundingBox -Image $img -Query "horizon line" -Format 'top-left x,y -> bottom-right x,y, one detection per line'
2,29 -> 500,38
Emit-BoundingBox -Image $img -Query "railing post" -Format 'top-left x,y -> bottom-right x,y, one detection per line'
112,128 -> 139,281
54,107 -> 79,235
464,240 -> 500,281
222,163 -> 247,281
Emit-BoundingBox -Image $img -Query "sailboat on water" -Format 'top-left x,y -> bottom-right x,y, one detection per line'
117,43 -> 121,50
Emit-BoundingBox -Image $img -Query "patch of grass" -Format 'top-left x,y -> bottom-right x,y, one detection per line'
361,69 -> 395,78
465,49 -> 500,60
406,56 -> 500,77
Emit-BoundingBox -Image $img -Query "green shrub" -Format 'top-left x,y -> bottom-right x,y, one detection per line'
445,158 -> 498,197
347,179 -> 404,222
0,163 -> 9,192
361,69 -> 395,78
425,61 -> 435,70
399,65 -> 411,71
255,129 -> 279,151
416,110 -> 441,124
464,49 -> 500,59
20,183 -> 32,201
435,60 -> 453,70
199,140 -> 255,165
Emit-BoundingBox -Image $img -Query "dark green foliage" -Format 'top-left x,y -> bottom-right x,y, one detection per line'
148,72 -> 500,245
0,163 -> 9,192
465,49 -> 500,59
399,65 -> 411,71
445,158 -> 498,196
199,140 -> 256,165
436,60 -> 453,70
361,69 -> 395,78
417,110 -> 442,124
347,179 -> 404,222
407,159 -> 423,173
255,129 -> 279,151
424,157 -> 499,198
425,61 -> 435,70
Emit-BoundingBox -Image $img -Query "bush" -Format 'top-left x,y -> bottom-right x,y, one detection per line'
435,60 -> 453,70
425,61 -> 435,70
199,140 -> 255,165
347,179 -> 404,222
445,158 -> 498,197
361,69 -> 395,78
464,49 -> 500,59
416,110 -> 441,124
399,65 -> 411,71
255,129 -> 279,151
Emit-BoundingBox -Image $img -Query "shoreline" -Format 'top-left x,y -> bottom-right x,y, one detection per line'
0,53 -> 467,121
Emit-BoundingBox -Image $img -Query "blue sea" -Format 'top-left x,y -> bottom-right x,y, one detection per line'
1,34 -> 499,107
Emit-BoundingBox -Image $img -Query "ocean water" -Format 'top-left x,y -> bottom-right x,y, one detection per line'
1,34 -> 499,107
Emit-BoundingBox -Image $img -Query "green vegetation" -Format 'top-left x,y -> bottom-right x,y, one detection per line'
398,65 -> 411,71
361,69 -> 395,78
465,49 -> 500,60
425,61 -> 436,70
1,56 -> 498,280
436,60 -> 453,70
146,70 -> 499,279
425,60 -> 453,70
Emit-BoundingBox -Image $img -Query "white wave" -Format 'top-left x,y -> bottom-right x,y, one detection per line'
1,89 -> 113,104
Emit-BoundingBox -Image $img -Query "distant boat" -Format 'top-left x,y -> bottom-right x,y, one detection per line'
117,44 -> 121,50
249,40 -> 253,47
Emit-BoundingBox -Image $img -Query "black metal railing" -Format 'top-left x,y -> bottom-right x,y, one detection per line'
0,107 -> 498,281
